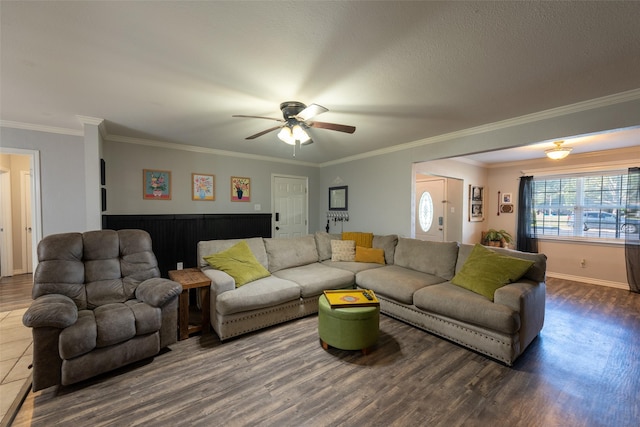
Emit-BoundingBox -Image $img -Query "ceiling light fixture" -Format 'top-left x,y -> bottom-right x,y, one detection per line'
545,141 -> 572,160
277,123 -> 311,146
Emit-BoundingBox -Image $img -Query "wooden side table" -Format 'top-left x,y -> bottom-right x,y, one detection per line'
168,268 -> 211,340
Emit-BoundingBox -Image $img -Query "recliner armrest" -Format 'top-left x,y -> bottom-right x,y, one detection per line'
23,294 -> 78,329
136,277 -> 182,307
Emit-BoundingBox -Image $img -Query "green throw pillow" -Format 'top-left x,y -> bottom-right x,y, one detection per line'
203,240 -> 271,287
451,244 -> 534,301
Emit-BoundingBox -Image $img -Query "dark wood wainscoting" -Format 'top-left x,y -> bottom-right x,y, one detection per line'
102,214 -> 272,277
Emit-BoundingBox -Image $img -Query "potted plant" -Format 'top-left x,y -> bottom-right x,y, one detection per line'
482,229 -> 513,247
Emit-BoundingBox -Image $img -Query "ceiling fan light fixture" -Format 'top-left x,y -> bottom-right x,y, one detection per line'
545,141 -> 572,160
277,126 -> 296,145
292,124 -> 310,143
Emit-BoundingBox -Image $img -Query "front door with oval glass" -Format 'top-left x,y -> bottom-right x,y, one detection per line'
415,178 -> 445,242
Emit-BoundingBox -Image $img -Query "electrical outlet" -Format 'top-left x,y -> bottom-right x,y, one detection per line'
177,262 -> 183,270
580,259 -> 586,268
254,204 -> 261,211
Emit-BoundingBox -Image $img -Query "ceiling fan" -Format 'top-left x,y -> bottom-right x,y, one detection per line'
232,101 -> 356,146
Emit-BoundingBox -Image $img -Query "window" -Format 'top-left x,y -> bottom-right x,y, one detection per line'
531,171 -> 638,241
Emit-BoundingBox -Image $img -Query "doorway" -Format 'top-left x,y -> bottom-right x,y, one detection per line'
272,174 -> 308,239
415,177 -> 446,242
412,172 -> 463,243
0,149 -> 41,278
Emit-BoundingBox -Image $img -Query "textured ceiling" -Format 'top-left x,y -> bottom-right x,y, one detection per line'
1,1 -> 639,164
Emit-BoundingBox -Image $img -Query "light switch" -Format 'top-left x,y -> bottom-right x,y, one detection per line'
254,204 -> 261,211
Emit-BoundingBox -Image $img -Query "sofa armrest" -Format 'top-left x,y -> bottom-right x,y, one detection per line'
494,280 -> 546,349
23,294 -> 78,329
201,267 -> 235,294
136,277 -> 182,307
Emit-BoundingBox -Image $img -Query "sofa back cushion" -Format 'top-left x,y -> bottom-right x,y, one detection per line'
456,243 -> 547,283
314,232 -> 342,261
394,238 -> 459,280
372,234 -> 398,265
198,237 -> 268,269
264,235 -> 319,272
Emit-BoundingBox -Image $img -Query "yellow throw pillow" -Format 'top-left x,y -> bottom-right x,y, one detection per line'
342,232 -> 373,248
355,246 -> 386,264
331,239 -> 356,261
203,240 -> 271,287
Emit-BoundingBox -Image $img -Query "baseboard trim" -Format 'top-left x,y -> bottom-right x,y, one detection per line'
546,272 -> 628,290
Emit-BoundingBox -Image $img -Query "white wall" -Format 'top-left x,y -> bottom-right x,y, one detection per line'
0,127 -> 86,236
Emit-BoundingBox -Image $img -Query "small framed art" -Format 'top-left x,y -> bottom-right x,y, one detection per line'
469,185 -> 484,222
192,173 -> 215,201
143,169 -> 171,200
231,176 -> 251,202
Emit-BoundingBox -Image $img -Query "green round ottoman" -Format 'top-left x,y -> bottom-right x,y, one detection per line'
318,294 -> 379,354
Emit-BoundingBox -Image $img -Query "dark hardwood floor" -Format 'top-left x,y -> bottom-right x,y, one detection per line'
8,278 -> 640,426
0,274 -> 33,312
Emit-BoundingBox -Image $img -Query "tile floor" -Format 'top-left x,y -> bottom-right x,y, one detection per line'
0,308 -> 32,422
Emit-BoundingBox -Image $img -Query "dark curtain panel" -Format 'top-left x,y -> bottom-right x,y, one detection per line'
626,167 -> 640,293
517,176 -> 538,253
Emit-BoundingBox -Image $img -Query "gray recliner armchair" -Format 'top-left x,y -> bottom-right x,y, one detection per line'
23,229 -> 182,391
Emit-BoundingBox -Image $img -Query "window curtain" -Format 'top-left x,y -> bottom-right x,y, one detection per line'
517,176 -> 538,253
626,167 -> 640,293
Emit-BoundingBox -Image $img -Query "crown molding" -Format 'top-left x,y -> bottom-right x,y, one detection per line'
319,88 -> 640,167
0,120 -> 83,137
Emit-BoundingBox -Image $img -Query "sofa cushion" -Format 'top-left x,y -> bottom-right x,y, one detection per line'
331,239 -> 356,261
393,238 -> 459,280
59,310 -> 96,359
413,282 -> 520,335
321,260 -> 385,274
356,265 -> 446,304
203,240 -> 271,287
264,235 -> 319,273
355,246 -> 385,264
451,244 -> 534,301
273,263 -> 355,297
314,232 -> 341,261
215,276 -> 301,315
198,237 -> 268,269
94,303 -> 136,348
372,234 -> 398,265
342,232 -> 373,248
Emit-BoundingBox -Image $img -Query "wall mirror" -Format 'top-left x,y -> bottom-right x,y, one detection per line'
329,186 -> 348,211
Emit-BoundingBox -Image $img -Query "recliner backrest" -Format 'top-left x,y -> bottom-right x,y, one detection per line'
32,229 -> 161,310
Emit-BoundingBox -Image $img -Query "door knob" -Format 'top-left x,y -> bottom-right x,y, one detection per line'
275,226 -> 280,230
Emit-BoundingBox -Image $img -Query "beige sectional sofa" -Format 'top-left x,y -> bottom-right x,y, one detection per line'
197,232 -> 546,365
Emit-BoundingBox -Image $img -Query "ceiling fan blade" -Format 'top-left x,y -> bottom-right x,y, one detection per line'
245,125 -> 282,140
295,103 -> 328,121
232,114 -> 284,122
308,121 -> 356,134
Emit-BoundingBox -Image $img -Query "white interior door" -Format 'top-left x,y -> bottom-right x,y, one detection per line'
273,175 -> 308,239
21,171 -> 33,273
415,178 -> 446,242
0,168 -> 13,277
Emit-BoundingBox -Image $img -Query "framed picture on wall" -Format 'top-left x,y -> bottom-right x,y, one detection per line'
192,173 -> 215,201
143,169 -> 171,200
469,185 -> 484,222
231,176 -> 251,202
